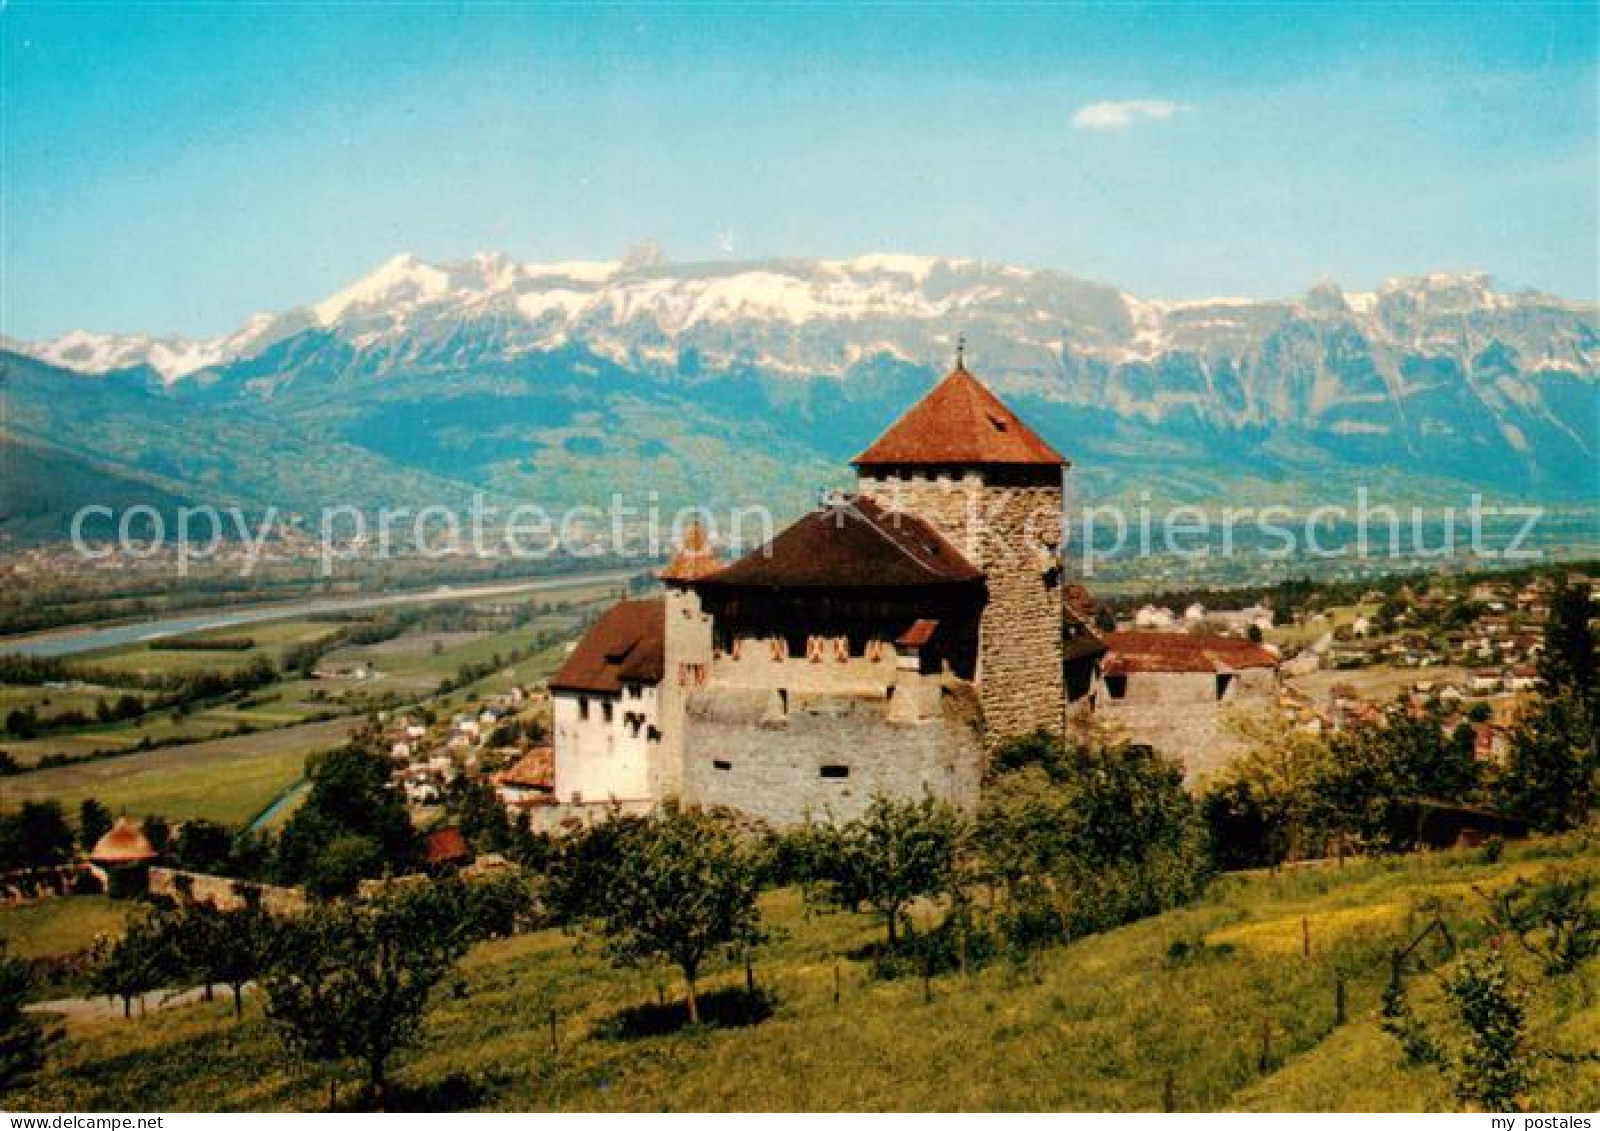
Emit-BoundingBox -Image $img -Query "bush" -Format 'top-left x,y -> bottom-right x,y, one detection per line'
570,810 -> 765,1025
978,737 -> 1212,950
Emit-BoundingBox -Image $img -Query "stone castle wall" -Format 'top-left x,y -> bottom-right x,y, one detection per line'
1093,667 -> 1278,787
550,684 -> 659,805
858,469 -> 1065,744
681,679 -> 982,826
709,641 -> 900,696
657,583 -> 713,802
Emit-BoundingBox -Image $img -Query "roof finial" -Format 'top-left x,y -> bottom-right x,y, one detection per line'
954,334 -> 967,372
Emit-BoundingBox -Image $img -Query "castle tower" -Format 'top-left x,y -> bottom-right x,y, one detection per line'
853,353 -> 1067,744
655,519 -> 719,800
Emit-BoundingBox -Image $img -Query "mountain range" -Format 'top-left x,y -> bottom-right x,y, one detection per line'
2,251 -> 1596,543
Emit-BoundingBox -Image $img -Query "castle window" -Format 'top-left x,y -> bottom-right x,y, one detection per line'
1106,675 -> 1128,700
602,701 -> 614,723
1215,673 -> 1236,701
578,697 -> 590,720
820,764 -> 850,780
712,759 -> 732,772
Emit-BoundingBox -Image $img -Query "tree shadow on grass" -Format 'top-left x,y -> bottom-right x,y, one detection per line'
595,985 -> 775,1041
386,1071 -> 495,1112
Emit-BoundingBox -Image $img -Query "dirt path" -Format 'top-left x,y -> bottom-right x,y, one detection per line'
26,982 -> 248,1023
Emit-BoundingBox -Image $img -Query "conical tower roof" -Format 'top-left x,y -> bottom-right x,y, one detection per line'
89,817 -> 158,865
852,361 -> 1067,467
658,518 -> 722,583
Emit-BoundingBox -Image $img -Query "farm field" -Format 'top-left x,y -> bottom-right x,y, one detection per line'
1,694 -> 344,769
0,589 -> 611,766
1287,665 -> 1473,705
12,833 -> 1598,1112
0,718 -> 359,826
1266,603 -> 1380,650
72,619 -> 345,679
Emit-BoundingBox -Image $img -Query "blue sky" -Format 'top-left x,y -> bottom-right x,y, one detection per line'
2,2 -> 1595,338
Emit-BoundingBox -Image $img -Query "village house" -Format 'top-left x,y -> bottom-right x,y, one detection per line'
493,746 -> 555,810
1468,668 -> 1504,694
550,356 -> 1278,825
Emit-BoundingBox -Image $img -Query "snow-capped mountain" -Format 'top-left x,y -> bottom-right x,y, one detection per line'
10,250 -> 1592,402
2,251 -> 1595,541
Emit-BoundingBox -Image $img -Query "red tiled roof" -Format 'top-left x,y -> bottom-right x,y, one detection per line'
549,599 -> 666,694
425,827 -> 471,865
89,817 -> 158,864
853,364 -> 1067,467
1063,634 -> 1108,664
699,496 -> 982,589
1101,631 -> 1278,675
659,519 -> 722,583
495,746 -> 554,790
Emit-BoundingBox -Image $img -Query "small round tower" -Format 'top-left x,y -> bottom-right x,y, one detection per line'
656,518 -> 720,800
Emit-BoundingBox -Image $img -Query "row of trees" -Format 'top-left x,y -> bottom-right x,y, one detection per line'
0,798 -> 242,876
545,737 -> 1212,1023
67,875 -> 527,1108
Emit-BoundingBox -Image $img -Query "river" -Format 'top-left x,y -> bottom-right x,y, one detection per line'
0,569 -> 638,658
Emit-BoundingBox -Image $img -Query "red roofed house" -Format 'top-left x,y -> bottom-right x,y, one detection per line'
424,827 -> 472,871
493,745 -> 554,808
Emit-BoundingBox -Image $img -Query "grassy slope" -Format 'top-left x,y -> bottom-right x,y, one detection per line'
0,897 -> 131,960
11,834 -> 1598,1112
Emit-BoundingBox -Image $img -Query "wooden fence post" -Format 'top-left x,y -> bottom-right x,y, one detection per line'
833,961 -> 841,1006
1335,976 -> 1347,1026
549,1007 -> 559,1055
1162,1071 -> 1176,1112
1302,916 -> 1311,957
1258,1016 -> 1274,1072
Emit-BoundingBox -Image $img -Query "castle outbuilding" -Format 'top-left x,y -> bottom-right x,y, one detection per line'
89,816 -> 159,898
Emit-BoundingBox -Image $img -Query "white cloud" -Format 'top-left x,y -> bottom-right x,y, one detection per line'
1071,99 -> 1192,133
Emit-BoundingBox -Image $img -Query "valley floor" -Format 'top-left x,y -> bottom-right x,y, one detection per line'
8,833 -> 1598,1112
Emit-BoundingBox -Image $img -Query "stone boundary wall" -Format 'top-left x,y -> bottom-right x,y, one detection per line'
148,867 -> 307,915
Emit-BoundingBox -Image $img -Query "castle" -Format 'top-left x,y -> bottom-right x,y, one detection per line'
549,357 -> 1277,824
